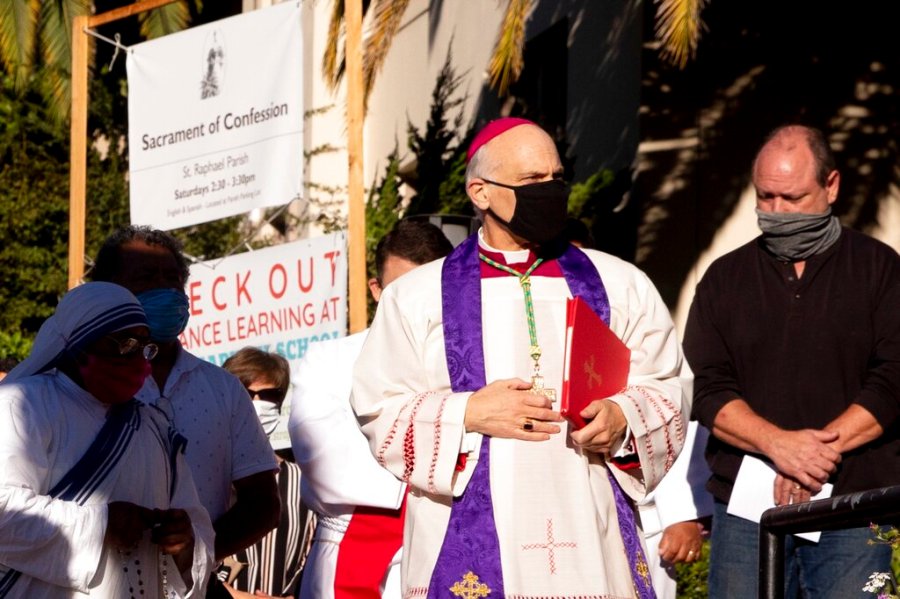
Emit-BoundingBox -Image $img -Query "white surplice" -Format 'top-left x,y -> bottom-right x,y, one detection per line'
290,332 -> 405,599
0,371 -> 214,598
638,421 -> 713,599
351,242 -> 688,598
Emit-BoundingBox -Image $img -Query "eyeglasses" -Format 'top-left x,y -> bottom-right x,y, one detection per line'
94,336 -> 159,361
244,387 -> 285,403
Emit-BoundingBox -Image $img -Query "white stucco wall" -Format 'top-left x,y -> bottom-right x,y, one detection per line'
243,0 -> 642,239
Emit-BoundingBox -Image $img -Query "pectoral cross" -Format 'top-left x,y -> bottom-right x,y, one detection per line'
479,254 -> 556,407
531,373 -> 557,403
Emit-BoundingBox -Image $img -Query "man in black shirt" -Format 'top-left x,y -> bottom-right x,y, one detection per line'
684,124 -> 900,599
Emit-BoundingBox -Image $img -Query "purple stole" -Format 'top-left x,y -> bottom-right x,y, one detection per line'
430,234 -> 655,598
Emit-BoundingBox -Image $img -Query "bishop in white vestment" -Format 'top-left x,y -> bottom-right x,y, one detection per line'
351,118 -> 687,599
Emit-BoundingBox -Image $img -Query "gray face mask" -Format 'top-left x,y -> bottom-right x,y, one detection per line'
755,208 -> 842,261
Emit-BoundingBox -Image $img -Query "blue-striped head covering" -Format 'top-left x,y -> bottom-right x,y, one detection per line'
2,282 -> 148,384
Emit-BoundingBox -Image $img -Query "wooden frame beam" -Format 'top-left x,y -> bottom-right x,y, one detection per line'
68,0 -> 178,289
345,0 -> 367,333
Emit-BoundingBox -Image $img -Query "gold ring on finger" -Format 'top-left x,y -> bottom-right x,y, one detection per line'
523,418 -> 535,432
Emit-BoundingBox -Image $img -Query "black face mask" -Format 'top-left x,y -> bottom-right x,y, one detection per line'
483,178 -> 569,244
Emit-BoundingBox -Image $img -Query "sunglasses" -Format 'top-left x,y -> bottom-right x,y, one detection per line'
93,336 -> 159,361
245,387 -> 284,403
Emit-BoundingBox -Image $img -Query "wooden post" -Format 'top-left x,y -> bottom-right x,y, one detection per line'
345,0 -> 367,333
68,14 -> 90,289
67,0 -> 178,289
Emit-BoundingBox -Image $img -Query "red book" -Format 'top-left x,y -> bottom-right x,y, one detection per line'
561,296 -> 631,429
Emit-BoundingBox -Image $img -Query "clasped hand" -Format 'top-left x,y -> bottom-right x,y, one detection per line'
105,501 -> 194,555
767,428 -> 841,506
465,379 -> 627,454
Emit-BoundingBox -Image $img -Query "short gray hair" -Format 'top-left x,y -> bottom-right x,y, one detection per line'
465,146 -> 496,184
465,148 -> 493,221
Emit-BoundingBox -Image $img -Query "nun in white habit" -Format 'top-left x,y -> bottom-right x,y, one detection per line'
0,282 -> 214,598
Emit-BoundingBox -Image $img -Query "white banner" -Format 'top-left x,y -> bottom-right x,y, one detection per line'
179,233 -> 347,368
127,1 -> 303,230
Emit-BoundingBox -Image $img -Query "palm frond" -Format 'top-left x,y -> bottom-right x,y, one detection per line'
38,0 -> 90,123
487,0 -> 532,97
139,1 -> 192,40
0,0 -> 39,84
36,63 -> 73,125
362,0 -> 409,107
654,0 -> 707,69
39,0 -> 90,70
322,0 -> 345,92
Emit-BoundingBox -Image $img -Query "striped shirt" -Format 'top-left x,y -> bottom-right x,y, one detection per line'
231,460 -> 316,596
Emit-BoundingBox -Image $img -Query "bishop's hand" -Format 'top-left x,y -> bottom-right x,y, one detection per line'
570,400 -> 627,454
464,378 -> 563,441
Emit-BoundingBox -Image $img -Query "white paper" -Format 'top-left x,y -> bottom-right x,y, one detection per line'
727,455 -> 832,542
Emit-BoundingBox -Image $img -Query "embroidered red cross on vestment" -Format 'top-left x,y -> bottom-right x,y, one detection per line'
521,518 -> 577,575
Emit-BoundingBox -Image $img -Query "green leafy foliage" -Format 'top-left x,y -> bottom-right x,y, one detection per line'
435,149 -> 471,216
671,525 -> 900,597
0,68 -> 135,335
364,147 -> 403,318
1,73 -> 80,334
869,524 -> 900,585
138,1 -> 194,40
365,146 -> 404,271
364,47 -> 471,271
85,68 -> 131,248
0,67 -> 240,345
300,107 -> 348,234
0,330 -> 33,361
675,539 -> 710,598
0,1 -> 200,124
404,46 -> 470,216
568,168 -> 615,217
171,215 -> 246,264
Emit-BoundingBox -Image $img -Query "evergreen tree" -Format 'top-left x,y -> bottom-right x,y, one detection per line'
0,72 -> 128,335
404,47 -> 470,217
